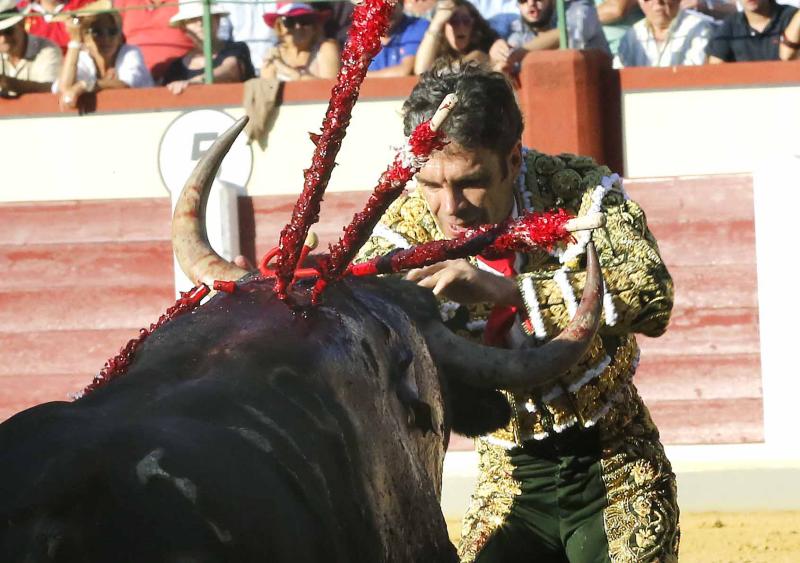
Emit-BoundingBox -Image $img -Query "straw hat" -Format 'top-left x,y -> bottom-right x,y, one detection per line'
49,0 -> 114,23
263,3 -> 327,28
0,0 -> 24,32
169,1 -> 229,27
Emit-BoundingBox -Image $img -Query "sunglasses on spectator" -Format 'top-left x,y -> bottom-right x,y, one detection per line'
449,14 -> 474,26
282,15 -> 316,29
89,27 -> 120,39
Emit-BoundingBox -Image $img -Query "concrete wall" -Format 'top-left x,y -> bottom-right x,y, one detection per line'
620,60 -> 800,178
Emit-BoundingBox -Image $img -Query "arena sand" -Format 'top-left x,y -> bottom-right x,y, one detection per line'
447,511 -> 800,561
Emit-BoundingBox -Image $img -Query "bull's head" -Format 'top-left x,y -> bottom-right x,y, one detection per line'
0,120 -> 604,563
172,118 -> 604,438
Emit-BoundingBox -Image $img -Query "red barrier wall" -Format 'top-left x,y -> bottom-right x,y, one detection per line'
1,174 -> 757,444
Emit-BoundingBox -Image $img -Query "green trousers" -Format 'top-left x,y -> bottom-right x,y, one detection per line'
461,400 -> 681,563
474,428 -> 612,563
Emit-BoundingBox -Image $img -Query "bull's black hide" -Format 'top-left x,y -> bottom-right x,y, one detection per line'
0,276 -> 466,563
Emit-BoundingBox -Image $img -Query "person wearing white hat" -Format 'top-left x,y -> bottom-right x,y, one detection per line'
260,2 -> 339,81
0,0 -> 62,96
215,0 -> 278,75
163,0 -> 254,95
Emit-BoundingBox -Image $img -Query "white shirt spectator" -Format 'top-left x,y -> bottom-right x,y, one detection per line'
53,43 -> 153,90
614,10 -> 713,67
0,34 -> 62,83
217,0 -> 277,76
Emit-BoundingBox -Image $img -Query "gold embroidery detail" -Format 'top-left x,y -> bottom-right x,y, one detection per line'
598,386 -> 680,562
500,335 -> 638,443
355,154 -> 672,445
457,439 -> 521,563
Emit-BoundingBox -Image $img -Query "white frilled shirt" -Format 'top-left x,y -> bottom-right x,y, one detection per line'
614,10 -> 714,68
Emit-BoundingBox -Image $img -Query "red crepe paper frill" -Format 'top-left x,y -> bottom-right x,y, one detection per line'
350,209 -> 573,276
312,120 -> 447,302
272,0 -> 396,299
76,284 -> 210,399
408,121 -> 447,158
489,208 -> 573,256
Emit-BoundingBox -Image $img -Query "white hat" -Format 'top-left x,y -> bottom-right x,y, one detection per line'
0,0 -> 24,32
169,1 -> 229,27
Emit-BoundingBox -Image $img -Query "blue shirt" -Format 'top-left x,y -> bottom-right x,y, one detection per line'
369,15 -> 430,71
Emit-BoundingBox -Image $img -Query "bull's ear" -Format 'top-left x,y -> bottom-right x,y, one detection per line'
446,380 -> 511,438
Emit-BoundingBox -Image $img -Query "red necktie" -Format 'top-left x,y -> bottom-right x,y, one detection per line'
476,251 -> 519,348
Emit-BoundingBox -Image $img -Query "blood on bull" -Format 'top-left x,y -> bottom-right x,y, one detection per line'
0,111 -> 604,561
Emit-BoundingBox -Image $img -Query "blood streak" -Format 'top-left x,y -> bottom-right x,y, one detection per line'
312,120 -> 447,302
273,0 -> 397,299
349,209 -> 574,277
79,284 -> 210,397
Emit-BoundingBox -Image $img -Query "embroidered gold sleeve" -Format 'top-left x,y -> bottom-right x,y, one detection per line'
353,192 -> 440,263
518,186 -> 674,338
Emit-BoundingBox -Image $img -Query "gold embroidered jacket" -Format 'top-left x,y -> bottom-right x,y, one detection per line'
354,150 -> 673,443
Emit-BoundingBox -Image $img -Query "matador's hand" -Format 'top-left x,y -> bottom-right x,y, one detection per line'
405,259 -> 522,306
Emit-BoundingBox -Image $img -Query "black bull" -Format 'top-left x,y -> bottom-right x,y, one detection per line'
0,120 -> 603,563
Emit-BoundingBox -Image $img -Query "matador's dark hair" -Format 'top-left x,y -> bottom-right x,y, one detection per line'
402,62 -> 523,157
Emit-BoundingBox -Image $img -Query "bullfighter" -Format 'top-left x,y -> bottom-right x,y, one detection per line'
355,63 -> 679,562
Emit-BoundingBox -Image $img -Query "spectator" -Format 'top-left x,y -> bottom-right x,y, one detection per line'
679,0 -> 738,21
114,0 -> 194,83
314,1 -> 354,48
18,0 -> 93,52
490,0 -> 609,75
216,0 -> 277,76
261,2 -> 339,81
415,0 -> 498,73
708,0 -> 797,62
54,10 -> 152,109
615,0 -> 713,66
594,0 -> 644,54
0,0 -> 61,96
405,0 -> 438,19
163,1 -> 254,95
367,1 -> 429,76
779,6 -> 800,58
470,0 -> 520,35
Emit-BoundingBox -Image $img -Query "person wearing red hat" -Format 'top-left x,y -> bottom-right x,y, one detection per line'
261,2 -> 339,81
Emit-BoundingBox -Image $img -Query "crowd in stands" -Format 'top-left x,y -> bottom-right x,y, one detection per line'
1,0 -> 799,100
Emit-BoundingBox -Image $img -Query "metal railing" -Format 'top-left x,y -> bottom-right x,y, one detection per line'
4,0 -> 571,86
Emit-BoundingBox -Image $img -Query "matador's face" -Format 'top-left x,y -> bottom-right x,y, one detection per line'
415,142 -> 521,239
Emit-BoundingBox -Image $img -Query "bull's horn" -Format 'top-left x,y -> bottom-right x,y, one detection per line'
172,116 -> 250,286
426,243 -> 603,390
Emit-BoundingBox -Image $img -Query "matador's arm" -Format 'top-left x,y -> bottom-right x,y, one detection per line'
516,181 -> 674,339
